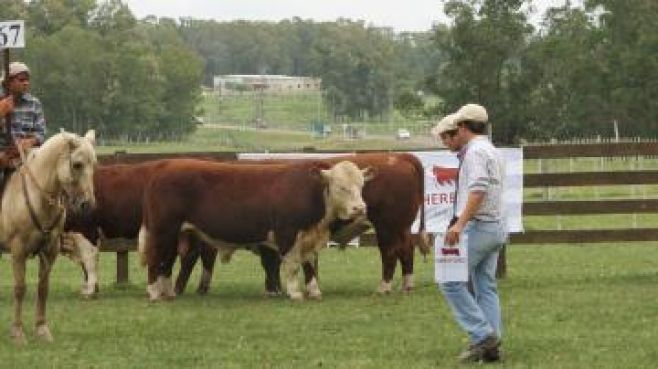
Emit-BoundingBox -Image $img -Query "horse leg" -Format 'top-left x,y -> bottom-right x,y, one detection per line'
35,249 -> 57,343
197,241 -> 217,295
11,251 -> 27,345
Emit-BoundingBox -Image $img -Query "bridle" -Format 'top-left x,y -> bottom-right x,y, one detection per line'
19,164 -> 65,238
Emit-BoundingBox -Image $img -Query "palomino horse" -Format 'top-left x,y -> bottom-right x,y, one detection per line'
1,130 -> 97,344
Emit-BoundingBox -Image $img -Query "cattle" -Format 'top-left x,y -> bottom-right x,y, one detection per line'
64,159 -> 281,296
64,160 -> 176,296
175,152 -> 431,296
138,159 -> 372,301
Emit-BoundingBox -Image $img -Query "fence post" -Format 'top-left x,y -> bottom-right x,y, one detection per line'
117,251 -> 129,284
496,245 -> 507,278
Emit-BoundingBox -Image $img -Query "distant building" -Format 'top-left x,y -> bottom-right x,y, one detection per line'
213,74 -> 322,95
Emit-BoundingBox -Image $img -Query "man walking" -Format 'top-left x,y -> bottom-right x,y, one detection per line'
439,103 -> 507,363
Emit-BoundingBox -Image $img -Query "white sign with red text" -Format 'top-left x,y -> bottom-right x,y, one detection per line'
434,232 -> 469,283
411,149 -> 523,233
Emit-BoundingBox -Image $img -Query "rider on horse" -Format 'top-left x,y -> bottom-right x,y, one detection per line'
0,61 -> 46,182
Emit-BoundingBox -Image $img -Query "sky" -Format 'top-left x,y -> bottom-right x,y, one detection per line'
122,0 -> 574,32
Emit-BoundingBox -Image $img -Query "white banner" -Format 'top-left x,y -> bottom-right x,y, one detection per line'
434,233 -> 469,283
239,148 -> 524,234
411,149 -> 523,233
0,20 -> 25,49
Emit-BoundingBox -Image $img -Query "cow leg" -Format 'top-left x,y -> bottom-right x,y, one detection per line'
11,250 -> 27,345
35,249 -> 57,343
303,257 -> 321,300
142,225 -> 178,301
259,245 -> 282,296
282,249 -> 303,301
174,233 -> 199,295
375,228 -> 399,294
398,230 -> 415,293
159,244 -> 178,300
197,241 -> 217,295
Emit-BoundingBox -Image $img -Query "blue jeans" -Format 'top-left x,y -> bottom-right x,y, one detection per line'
439,220 -> 507,344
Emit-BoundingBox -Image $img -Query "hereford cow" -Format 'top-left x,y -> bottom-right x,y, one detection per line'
138,159 -> 373,301
175,152 -> 431,296
64,160 -> 179,296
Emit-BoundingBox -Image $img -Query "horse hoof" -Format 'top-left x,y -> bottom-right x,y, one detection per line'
35,324 -> 54,343
264,291 -> 280,298
196,286 -> 209,295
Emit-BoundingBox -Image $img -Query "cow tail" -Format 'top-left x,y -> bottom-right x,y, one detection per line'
408,153 -> 431,258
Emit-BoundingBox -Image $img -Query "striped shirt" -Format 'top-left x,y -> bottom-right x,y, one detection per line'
1,91 -> 46,146
455,135 -> 505,222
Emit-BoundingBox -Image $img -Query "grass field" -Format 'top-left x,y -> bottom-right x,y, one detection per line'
0,243 -> 656,368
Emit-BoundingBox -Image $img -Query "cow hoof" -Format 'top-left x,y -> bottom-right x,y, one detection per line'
264,290 -> 281,298
147,283 -> 162,302
307,291 -> 323,301
196,285 -> 209,295
402,275 -> 414,293
377,281 -> 393,295
35,324 -> 54,343
11,325 -> 27,345
288,292 -> 304,301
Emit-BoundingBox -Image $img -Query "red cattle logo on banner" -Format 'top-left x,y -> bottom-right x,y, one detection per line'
432,165 -> 458,187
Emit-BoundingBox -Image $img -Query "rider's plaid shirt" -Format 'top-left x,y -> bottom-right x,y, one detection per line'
1,91 -> 46,147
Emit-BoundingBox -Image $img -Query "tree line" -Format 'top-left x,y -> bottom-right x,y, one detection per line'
1,0 -> 203,141
2,0 -> 656,144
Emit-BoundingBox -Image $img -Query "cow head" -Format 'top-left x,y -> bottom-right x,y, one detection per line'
320,161 -> 374,221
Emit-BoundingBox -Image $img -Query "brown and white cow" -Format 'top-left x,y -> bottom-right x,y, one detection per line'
138,159 -> 372,301
175,152 -> 430,296
64,160 -> 177,296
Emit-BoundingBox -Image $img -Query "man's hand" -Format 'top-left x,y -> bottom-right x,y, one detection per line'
16,137 -> 39,151
444,222 -> 464,246
0,96 -> 14,116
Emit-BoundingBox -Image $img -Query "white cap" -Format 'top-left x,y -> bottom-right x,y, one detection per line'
8,62 -> 30,78
430,113 -> 458,138
454,103 -> 488,124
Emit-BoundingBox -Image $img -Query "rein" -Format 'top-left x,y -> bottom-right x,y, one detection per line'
19,162 -> 65,238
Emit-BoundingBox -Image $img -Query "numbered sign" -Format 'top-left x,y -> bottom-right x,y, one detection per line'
0,20 -> 25,49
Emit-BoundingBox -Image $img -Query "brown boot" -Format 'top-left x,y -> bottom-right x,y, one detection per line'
458,335 -> 501,363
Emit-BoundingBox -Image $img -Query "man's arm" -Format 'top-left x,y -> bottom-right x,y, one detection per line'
444,191 -> 485,246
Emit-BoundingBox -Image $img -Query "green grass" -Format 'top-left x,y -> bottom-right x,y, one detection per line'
1,244 -> 657,368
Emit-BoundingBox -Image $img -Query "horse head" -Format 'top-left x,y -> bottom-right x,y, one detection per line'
48,129 -> 98,214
